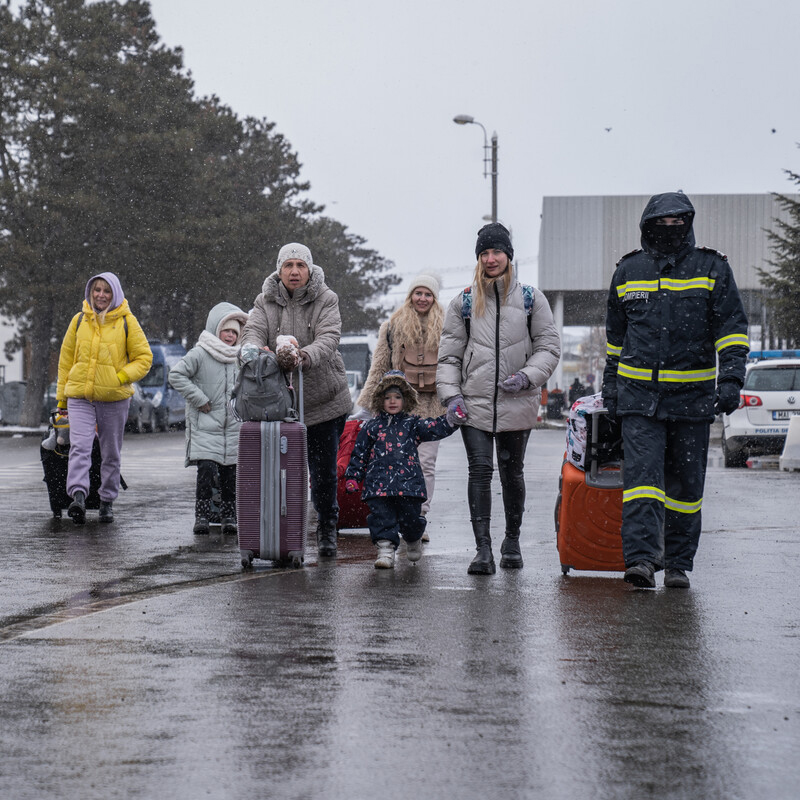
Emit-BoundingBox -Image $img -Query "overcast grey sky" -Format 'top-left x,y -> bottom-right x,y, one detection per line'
146,0 -> 800,305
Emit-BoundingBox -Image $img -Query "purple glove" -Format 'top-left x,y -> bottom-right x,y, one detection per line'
446,395 -> 468,426
498,372 -> 531,393
345,479 -> 360,494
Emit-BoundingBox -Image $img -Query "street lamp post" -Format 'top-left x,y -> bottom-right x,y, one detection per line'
453,114 -> 498,223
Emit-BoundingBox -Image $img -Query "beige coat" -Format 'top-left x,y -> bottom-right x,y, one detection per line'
437,279 -> 561,432
240,266 -> 351,427
358,319 -> 446,420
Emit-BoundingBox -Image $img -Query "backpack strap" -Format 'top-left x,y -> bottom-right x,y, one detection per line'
460,287 -> 473,339
75,312 -> 84,333
521,284 -> 535,337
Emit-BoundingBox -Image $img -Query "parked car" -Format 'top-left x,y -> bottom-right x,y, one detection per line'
125,382 -> 156,433
721,350 -> 800,467
138,341 -> 187,431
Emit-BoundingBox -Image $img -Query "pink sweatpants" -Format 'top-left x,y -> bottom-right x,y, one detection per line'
66,397 -> 130,502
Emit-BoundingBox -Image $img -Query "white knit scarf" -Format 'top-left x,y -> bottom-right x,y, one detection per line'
197,330 -> 239,364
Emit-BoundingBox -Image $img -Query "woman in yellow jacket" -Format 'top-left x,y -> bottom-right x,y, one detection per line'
56,272 -> 152,524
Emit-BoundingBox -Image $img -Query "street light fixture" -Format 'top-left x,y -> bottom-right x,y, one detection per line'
453,114 -> 498,223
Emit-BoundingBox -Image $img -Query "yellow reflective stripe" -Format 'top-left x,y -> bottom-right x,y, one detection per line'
616,280 -> 659,298
606,342 -> 622,357
658,368 -> 717,383
618,362 -> 653,380
623,486 -> 665,504
660,277 -> 716,292
665,496 -> 702,514
618,362 -> 716,383
715,333 -> 749,352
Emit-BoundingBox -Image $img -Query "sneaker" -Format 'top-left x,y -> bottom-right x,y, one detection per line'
193,516 -> 210,535
98,501 -> 114,523
624,561 -> 656,588
374,539 -> 395,569
406,537 -> 423,563
221,518 -> 238,536
421,529 -> 430,543
664,568 -> 690,589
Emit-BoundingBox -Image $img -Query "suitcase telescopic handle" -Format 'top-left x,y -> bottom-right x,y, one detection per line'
589,408 -> 606,481
298,365 -> 304,424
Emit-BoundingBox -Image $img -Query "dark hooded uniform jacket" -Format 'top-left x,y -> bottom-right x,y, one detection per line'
602,192 -> 749,422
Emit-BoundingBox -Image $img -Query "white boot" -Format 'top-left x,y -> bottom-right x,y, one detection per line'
374,539 -> 396,569
405,537 -> 423,563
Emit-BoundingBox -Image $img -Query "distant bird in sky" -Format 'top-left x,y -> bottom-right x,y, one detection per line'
605,127 -> 612,132
771,128 -> 776,133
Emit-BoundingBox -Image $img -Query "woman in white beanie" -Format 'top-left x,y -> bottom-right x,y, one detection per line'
358,273 -> 446,537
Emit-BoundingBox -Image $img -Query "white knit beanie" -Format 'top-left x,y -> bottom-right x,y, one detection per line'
277,243 -> 313,271
407,273 -> 441,300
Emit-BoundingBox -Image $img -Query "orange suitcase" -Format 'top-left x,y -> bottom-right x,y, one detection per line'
555,410 -> 625,574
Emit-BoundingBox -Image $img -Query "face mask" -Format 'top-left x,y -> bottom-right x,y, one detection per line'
647,221 -> 688,254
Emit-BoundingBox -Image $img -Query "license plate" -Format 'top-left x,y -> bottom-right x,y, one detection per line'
772,410 -> 800,420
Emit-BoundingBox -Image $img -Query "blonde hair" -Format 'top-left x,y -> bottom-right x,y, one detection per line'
388,289 -> 444,351
89,277 -> 112,325
470,259 -> 513,318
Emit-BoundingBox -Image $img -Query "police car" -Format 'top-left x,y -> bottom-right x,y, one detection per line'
721,350 -> 800,467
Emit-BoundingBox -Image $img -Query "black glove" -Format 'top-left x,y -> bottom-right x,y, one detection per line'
602,394 -> 617,420
714,380 -> 741,416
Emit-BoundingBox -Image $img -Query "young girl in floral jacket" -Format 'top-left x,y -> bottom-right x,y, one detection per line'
345,370 -> 454,569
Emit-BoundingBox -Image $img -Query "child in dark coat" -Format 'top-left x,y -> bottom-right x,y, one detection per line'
345,370 -> 454,568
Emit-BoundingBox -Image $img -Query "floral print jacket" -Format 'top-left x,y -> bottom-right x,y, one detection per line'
344,411 -> 454,500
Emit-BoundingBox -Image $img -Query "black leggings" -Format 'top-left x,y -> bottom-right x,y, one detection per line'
460,426 -> 531,522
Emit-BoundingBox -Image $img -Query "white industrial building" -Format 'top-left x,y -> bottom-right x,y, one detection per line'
538,193 -> 797,390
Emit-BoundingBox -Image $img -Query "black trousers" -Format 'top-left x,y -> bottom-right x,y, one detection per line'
621,415 -> 710,572
366,496 -> 425,547
196,460 -> 236,503
460,426 -> 531,524
307,414 -> 348,528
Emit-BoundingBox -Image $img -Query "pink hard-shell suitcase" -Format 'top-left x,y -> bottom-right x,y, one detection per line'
236,369 -> 308,568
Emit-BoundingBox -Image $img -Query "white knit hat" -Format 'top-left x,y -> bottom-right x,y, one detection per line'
277,243 -> 313,271
407,273 -> 441,300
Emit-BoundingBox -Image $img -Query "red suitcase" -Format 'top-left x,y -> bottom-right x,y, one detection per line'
555,410 -> 625,574
336,419 -> 370,530
236,368 -> 308,569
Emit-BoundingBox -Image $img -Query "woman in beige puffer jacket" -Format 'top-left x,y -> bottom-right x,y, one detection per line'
239,243 -> 351,558
437,223 -> 561,575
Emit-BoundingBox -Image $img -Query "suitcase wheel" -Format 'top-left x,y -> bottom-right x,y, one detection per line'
240,550 -> 254,570
290,555 -> 303,569
561,565 -> 570,575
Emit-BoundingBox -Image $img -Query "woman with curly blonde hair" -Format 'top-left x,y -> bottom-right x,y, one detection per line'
357,274 -> 445,534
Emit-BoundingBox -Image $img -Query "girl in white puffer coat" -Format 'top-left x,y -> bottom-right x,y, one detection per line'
437,223 -> 561,575
169,302 -> 249,536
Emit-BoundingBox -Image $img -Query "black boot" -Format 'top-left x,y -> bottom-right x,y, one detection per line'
467,518 -> 495,575
219,501 -> 237,536
193,499 -> 211,535
68,490 -> 86,525
499,512 -> 523,569
317,520 -> 338,557
99,500 -> 114,523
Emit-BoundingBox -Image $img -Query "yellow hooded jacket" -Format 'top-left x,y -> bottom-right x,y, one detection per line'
57,299 -> 153,406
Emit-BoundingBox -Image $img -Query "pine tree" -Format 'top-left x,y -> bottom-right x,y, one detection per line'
760,164 -> 800,348
0,0 -> 398,425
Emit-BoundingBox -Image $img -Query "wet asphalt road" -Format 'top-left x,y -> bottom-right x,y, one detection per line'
0,426 -> 797,800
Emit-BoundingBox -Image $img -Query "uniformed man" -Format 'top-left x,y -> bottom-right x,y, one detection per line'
602,192 -> 749,588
